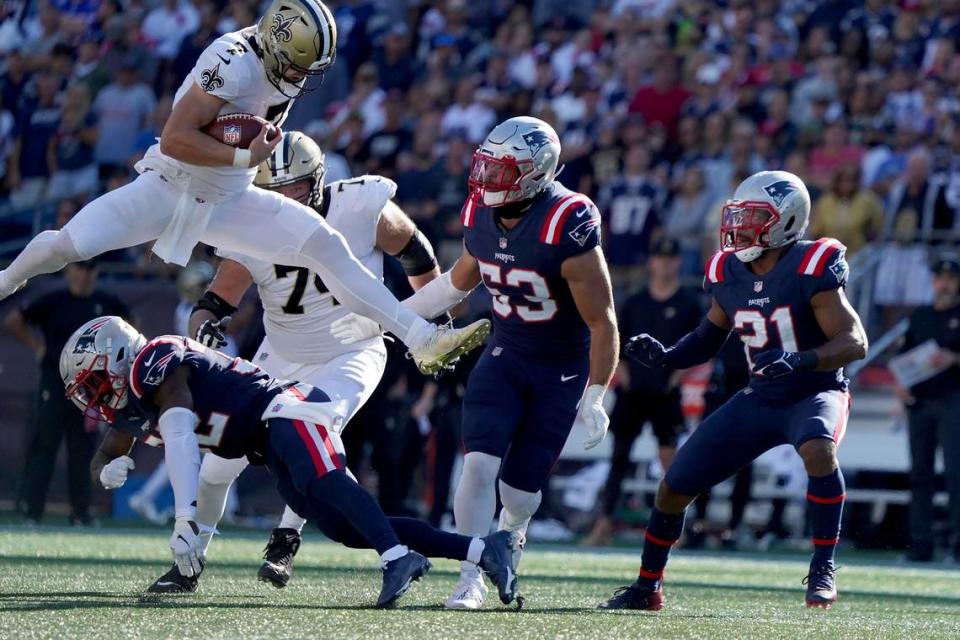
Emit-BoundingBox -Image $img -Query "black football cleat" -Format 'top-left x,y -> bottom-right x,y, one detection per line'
377,551 -> 431,608
803,562 -> 838,609
598,583 -> 664,611
478,530 -> 520,605
258,528 -> 302,588
146,564 -> 200,594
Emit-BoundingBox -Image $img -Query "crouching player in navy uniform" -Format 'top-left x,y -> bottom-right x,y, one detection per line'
402,116 -> 619,609
600,171 -> 868,611
59,316 -> 519,608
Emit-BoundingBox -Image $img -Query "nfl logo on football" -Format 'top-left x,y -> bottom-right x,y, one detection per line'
224,124 -> 242,146
754,281 -> 763,292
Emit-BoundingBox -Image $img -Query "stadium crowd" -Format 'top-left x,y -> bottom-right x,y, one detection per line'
1,1 -> 959,558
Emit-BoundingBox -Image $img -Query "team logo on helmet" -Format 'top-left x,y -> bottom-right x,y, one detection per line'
223,124 -> 242,146
521,129 -> 555,155
72,318 -> 110,354
762,180 -> 797,207
270,13 -> 297,42
200,63 -> 224,92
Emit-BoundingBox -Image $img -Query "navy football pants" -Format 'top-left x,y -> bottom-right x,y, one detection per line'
665,388 -> 850,497
461,342 -> 589,493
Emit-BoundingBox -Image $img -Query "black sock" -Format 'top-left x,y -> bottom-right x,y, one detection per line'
308,470 -> 401,555
637,508 -> 686,589
806,469 -> 845,567
389,516 -> 471,560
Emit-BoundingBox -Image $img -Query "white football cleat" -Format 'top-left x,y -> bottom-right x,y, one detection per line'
408,319 -> 491,375
445,571 -> 488,610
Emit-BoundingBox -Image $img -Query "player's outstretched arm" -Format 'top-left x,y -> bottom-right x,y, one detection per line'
153,367 -> 200,521
402,243 -> 481,320
628,299 -> 731,369
89,429 -> 136,488
563,246 -> 619,387
809,287 -> 868,371
376,201 -> 441,291
189,259 -> 253,346
160,84 -> 279,168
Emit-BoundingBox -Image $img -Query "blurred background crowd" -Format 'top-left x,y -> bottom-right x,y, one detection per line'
1,1 -> 959,561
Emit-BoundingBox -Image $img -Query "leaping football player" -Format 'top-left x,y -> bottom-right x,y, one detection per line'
143,131 -> 446,593
64,317 -> 520,608
600,170 -> 867,611
402,116 -> 619,609
0,0 -> 487,377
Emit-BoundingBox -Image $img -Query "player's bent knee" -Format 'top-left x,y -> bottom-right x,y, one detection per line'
461,451 -> 501,488
199,454 -> 249,485
654,480 -> 694,514
499,481 -> 541,519
797,438 -> 838,476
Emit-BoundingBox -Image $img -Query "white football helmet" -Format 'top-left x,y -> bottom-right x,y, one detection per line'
60,316 -> 147,423
721,170 -> 811,262
469,116 -> 561,207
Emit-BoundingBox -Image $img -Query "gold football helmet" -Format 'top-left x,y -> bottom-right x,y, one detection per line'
257,0 -> 338,98
255,131 -> 326,209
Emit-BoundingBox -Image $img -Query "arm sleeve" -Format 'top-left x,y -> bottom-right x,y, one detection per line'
156,407 -> 200,520
663,315 -> 731,369
402,270 -> 473,320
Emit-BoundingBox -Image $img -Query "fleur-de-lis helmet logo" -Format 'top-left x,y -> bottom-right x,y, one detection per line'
200,63 -> 224,92
271,13 -> 296,43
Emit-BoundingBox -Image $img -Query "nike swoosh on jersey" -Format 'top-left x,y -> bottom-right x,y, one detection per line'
216,54 -> 232,65
560,374 -> 579,382
143,352 -> 156,367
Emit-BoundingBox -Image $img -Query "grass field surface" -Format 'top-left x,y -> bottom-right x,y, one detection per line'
1,526 -> 959,639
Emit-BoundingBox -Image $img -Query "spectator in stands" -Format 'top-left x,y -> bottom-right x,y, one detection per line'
441,77 -> 496,144
141,0 -> 199,61
72,34 -> 111,99
130,96 -> 174,166
628,54 -> 690,139
598,143 -> 664,292
0,48 -> 30,113
92,56 -> 156,178
899,255 -> 960,562
884,148 -> 954,243
46,84 -> 99,201
357,90 -> 412,177
810,163 -> 885,255
374,23 -> 418,93
0,105 -> 13,200
5,256 -> 129,526
583,238 -> 701,547
808,119 -> 865,194
664,165 -> 712,276
7,70 -> 61,209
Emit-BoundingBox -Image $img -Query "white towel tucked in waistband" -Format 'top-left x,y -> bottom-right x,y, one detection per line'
152,190 -> 215,266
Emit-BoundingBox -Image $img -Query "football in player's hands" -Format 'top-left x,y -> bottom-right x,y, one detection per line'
624,333 -> 667,368
202,113 -> 278,149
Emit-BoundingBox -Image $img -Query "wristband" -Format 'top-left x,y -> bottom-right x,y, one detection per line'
233,148 -> 252,168
797,350 -> 819,371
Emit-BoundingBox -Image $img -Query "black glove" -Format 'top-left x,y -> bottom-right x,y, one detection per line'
624,333 -> 668,368
751,349 -> 817,379
196,316 -> 231,349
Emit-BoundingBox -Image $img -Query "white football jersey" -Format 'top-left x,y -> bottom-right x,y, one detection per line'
218,176 -> 397,364
138,28 -> 294,203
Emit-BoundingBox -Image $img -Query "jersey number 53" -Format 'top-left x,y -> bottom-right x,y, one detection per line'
477,260 -> 557,323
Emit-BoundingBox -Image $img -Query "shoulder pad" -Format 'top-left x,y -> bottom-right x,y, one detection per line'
797,238 -> 847,277
191,37 -> 252,100
703,251 -> 729,287
329,175 -> 396,218
538,193 -> 599,246
129,337 -> 187,400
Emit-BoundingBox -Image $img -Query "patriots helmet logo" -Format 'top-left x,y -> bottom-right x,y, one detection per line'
763,180 -> 797,207
522,129 -> 555,155
200,63 -> 224,92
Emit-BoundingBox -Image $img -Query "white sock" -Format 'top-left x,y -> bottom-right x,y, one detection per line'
466,538 -> 485,565
380,544 -> 409,566
194,481 -> 232,555
137,462 -> 169,502
278,505 -> 307,532
453,452 -> 501,575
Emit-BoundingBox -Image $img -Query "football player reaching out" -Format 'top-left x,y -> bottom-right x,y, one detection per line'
402,117 -> 619,609
64,317 -> 520,608
144,131 -> 445,593
600,171 -> 867,611
0,0 -> 487,376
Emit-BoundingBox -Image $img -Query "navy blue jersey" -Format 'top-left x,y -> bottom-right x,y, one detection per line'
598,177 -> 663,267
462,181 -> 601,364
704,238 -> 850,403
115,336 -> 289,459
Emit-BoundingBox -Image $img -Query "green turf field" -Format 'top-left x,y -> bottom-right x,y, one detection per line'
1,526 -> 959,639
